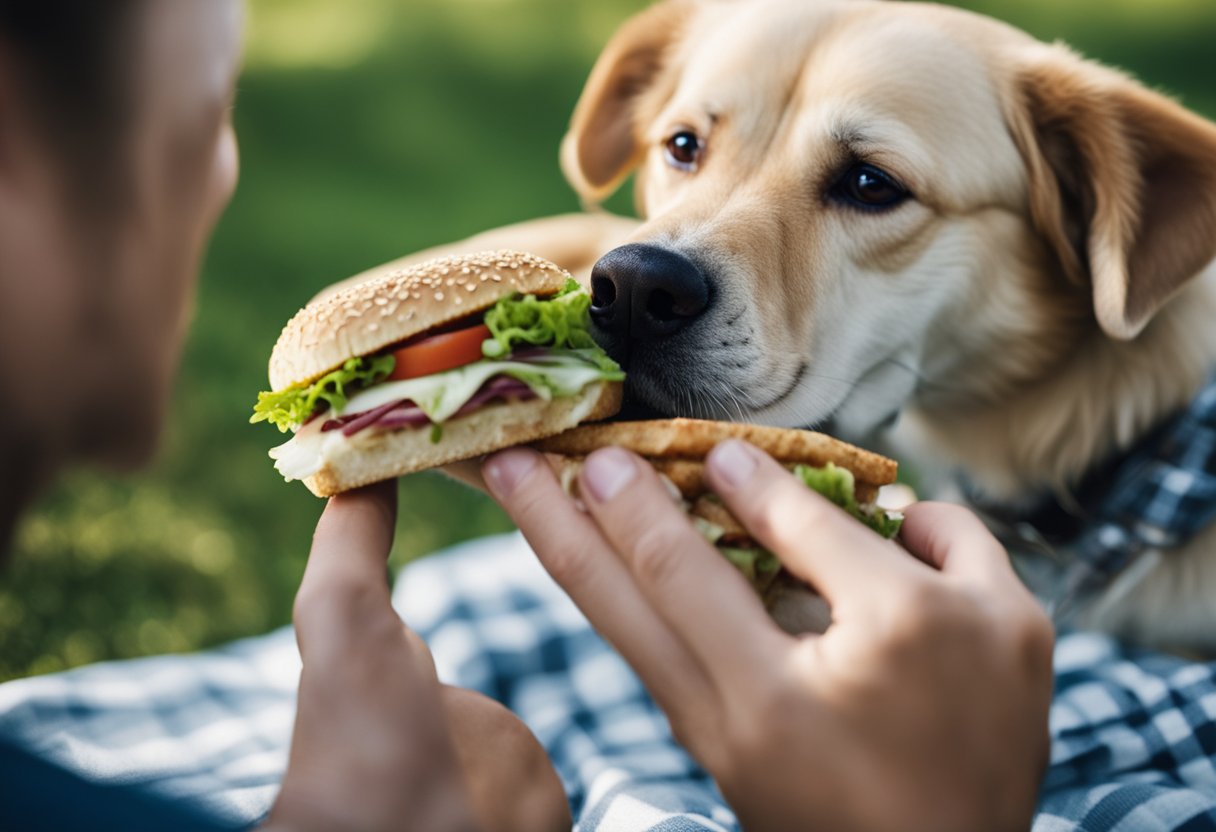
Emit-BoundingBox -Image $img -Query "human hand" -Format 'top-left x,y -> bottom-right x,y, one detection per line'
266,481 -> 479,832
267,481 -> 569,832
483,441 -> 1053,832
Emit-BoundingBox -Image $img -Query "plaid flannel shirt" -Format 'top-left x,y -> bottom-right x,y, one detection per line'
2,532 -> 1216,830
968,373 -> 1216,624
1057,373 -> 1216,613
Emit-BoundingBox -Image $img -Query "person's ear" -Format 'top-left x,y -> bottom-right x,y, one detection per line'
560,0 -> 699,207
1007,44 -> 1216,340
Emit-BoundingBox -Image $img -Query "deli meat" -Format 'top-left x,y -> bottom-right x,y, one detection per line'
322,375 -> 537,437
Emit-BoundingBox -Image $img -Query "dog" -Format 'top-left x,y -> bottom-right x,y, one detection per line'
349,0 -> 1216,654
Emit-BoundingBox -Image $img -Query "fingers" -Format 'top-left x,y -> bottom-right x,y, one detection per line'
705,440 -> 922,607
280,481 -> 485,832
899,502 -> 1018,586
482,448 -> 711,709
304,479 -> 398,591
575,447 -> 784,676
294,480 -> 400,657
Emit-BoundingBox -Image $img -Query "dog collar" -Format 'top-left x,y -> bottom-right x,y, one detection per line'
960,372 -> 1216,621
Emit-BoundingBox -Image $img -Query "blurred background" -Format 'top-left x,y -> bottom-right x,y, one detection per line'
2,0 -> 1214,682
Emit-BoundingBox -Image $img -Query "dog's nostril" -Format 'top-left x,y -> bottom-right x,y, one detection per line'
589,243 -> 710,341
591,275 -> 617,311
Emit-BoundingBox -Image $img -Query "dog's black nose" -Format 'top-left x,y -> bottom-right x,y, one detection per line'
590,244 -> 710,341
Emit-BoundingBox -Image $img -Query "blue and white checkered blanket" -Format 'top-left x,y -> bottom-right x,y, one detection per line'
2,532 -> 1215,830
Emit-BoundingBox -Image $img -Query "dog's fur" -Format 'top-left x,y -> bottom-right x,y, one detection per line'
358,0 -> 1216,653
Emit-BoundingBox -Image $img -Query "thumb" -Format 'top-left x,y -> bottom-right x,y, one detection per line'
294,480 -> 399,651
305,479 -> 398,589
897,502 -> 1013,586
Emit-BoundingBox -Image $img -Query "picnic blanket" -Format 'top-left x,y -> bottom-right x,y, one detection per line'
1,532 -> 1215,830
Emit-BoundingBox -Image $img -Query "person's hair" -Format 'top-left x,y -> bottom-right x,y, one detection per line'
0,1 -> 143,206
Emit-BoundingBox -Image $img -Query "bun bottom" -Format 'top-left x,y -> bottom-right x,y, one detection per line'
303,381 -> 623,497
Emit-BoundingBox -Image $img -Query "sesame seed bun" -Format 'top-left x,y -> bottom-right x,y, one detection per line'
534,418 -> 897,494
268,250 -> 570,391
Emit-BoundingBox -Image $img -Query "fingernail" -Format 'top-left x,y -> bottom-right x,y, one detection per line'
582,447 -> 637,503
709,439 -> 758,488
483,449 -> 538,499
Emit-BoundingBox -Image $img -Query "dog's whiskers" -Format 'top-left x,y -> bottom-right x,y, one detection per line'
677,356 -> 961,421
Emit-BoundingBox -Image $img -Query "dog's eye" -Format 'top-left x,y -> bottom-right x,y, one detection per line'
665,131 -> 703,171
831,164 -> 909,210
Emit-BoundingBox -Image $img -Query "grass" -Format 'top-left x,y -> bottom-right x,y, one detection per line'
2,0 -> 1214,682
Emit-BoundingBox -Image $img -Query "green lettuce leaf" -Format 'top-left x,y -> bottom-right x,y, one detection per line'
253,280 -> 622,433
719,546 -> 782,583
691,463 -> 900,591
481,278 -> 602,358
793,462 -> 902,538
250,355 -> 395,433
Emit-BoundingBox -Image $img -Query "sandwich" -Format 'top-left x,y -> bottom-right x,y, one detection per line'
251,250 -> 624,496
535,419 -> 902,632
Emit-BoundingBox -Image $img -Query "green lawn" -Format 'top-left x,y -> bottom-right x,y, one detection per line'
2,0 -> 1213,681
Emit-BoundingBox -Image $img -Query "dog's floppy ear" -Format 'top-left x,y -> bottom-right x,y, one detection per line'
561,0 -> 698,206
1009,45 -> 1216,339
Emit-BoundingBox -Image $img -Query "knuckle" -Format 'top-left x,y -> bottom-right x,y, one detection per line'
772,485 -> 842,547
510,482 -> 558,530
738,501 -> 781,545
293,578 -> 394,645
541,540 -> 600,589
628,526 -> 683,588
740,481 -> 809,546
722,470 -> 789,536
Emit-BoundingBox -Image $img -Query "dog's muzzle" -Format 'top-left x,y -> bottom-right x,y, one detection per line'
589,243 -> 710,368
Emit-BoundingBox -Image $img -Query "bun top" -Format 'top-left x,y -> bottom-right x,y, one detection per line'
268,250 -> 570,391
535,418 -> 898,488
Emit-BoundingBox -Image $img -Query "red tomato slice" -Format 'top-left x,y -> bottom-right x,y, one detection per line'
387,323 -> 492,381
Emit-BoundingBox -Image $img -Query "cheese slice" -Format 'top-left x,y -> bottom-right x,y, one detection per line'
268,351 -> 616,482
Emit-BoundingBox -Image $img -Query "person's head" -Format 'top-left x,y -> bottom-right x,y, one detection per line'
0,0 -> 242,489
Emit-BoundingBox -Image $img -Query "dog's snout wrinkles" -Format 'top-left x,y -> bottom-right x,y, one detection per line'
590,244 -> 709,342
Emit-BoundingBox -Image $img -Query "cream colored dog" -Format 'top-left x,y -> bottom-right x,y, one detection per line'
352,0 -> 1216,653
